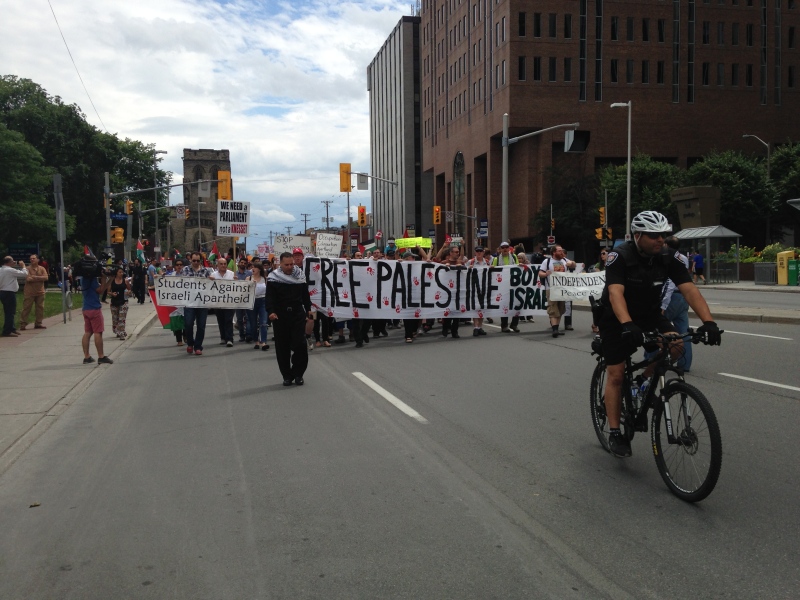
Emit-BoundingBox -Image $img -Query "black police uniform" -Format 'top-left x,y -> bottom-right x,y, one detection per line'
598,241 -> 692,365
265,274 -> 312,383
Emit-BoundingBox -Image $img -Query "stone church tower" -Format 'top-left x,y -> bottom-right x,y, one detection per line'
168,148 -> 236,257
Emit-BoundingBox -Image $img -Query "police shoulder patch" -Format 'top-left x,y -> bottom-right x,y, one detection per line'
605,252 -> 619,266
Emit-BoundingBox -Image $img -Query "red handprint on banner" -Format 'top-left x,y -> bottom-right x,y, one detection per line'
341,268 -> 348,278
366,266 -> 374,276
352,308 -> 359,317
382,296 -> 389,306
366,293 -> 373,302
413,277 -> 420,286
341,291 -> 348,299
414,309 -> 421,317
313,264 -> 321,272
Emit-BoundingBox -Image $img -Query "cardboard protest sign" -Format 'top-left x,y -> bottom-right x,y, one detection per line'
216,201 -> 250,236
548,271 -> 605,302
315,233 -> 343,258
394,237 -> 433,249
274,235 -> 312,255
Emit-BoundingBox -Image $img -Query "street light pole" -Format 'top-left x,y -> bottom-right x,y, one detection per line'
501,114 -> 579,242
153,149 -> 167,254
743,134 -> 772,242
610,101 -> 632,237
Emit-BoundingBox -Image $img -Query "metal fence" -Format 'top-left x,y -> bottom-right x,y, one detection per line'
709,261 -> 738,283
754,262 -> 777,285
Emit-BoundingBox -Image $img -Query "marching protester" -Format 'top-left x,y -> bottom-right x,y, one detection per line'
131,258 -> 146,304
80,264 -> 113,365
516,252 -> 535,323
235,257 -> 253,342
439,244 -> 463,339
291,247 -> 316,351
267,252 -> 313,386
180,252 -> 214,356
247,262 -> 270,351
19,254 -> 49,331
491,242 -> 520,333
165,258 -> 186,346
108,265 -> 132,339
467,246 -> 491,336
539,244 -> 576,338
211,258 -> 236,347
0,257 -> 28,337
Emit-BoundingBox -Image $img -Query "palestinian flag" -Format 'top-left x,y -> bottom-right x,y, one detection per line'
136,239 -> 145,263
83,245 -> 94,257
207,241 -> 219,265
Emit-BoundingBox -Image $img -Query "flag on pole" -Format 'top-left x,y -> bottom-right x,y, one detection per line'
83,245 -> 94,257
136,239 -> 145,263
207,241 -> 219,266
402,229 -> 409,238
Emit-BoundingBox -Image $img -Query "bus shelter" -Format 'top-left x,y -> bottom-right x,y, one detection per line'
674,225 -> 742,283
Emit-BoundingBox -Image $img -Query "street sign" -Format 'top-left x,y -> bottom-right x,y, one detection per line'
445,211 -> 454,223
7,243 -> 39,262
428,229 -> 435,238
547,235 -> 556,244
445,235 -> 452,243
375,230 -> 383,240
350,238 -> 358,248
357,173 -> 368,190
478,218 -> 488,238
176,204 -> 186,219
625,233 -> 632,241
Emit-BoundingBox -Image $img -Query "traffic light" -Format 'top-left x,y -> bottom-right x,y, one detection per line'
551,218 -> 555,230
125,199 -> 134,215
433,205 -> 442,225
111,227 -> 124,243
339,163 -> 351,193
184,207 -> 190,219
218,170 -> 232,200
103,193 -> 108,209
357,205 -> 367,227
598,207 -> 605,226
595,228 -> 604,240
605,227 -> 613,240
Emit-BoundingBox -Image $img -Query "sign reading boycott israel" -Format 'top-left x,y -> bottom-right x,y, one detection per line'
303,258 -> 548,319
155,277 -> 255,309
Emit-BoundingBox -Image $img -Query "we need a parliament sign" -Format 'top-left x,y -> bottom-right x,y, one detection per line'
217,201 -> 250,236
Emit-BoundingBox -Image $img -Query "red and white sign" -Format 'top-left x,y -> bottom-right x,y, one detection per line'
547,235 -> 556,244
375,230 -> 383,240
445,235 -> 452,243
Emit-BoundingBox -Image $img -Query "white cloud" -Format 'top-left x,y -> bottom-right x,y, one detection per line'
2,0 -> 408,250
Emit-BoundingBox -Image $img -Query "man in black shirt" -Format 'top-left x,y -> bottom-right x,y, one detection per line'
267,253 -> 313,386
598,211 -> 721,458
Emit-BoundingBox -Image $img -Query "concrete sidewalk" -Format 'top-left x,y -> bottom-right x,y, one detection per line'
0,300 -> 159,474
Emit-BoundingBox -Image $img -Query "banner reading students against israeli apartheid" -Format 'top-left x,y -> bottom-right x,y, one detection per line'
304,258 -> 549,319
155,276 -> 255,309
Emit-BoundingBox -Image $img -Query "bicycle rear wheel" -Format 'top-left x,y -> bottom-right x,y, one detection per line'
651,381 -> 722,502
589,360 -> 611,451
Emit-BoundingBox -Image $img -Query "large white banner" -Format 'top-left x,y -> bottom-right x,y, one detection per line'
548,271 -> 606,302
315,233 -> 343,258
304,258 -> 549,319
274,235 -> 312,255
216,200 -> 250,236
155,276 -> 255,309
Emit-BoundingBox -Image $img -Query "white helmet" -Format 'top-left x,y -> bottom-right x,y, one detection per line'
631,211 -> 671,234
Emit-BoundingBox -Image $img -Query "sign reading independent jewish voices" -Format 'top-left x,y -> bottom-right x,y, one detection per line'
217,201 -> 250,236
155,277 -> 255,309
548,271 -> 606,301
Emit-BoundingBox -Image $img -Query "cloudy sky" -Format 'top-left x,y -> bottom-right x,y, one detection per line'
3,0 -> 411,249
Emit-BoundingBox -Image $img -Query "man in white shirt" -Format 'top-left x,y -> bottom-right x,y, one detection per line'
538,245 -> 576,338
467,246 -> 491,336
211,258 -> 236,347
1,256 -> 28,336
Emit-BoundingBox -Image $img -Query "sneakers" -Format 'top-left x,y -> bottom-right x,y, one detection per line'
510,327 -> 520,333
501,327 -> 511,333
83,356 -> 95,364
226,341 -> 233,347
186,346 -> 194,354
194,349 -> 203,356
451,332 -> 460,339
473,328 -> 481,337
477,328 -> 487,336
608,432 -> 632,458
98,356 -> 113,365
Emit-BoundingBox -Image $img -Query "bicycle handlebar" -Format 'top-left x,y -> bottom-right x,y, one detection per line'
641,328 -> 724,346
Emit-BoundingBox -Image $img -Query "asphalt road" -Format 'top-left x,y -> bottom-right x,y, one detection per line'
0,315 -> 797,599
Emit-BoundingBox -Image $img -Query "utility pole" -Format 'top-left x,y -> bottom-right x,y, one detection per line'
321,200 -> 334,232
285,226 -> 292,236
104,172 -> 111,249
301,213 -> 311,233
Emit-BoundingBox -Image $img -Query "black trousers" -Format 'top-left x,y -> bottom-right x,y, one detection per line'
442,318 -> 460,336
273,318 -> 308,380
353,319 -> 372,344
314,314 -> 333,342
501,316 -> 520,330
404,319 -> 421,339
216,309 -> 235,342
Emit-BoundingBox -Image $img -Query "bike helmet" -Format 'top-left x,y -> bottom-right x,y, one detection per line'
630,210 -> 672,233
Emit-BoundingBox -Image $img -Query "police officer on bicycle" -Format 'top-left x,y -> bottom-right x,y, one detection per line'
597,211 -> 722,458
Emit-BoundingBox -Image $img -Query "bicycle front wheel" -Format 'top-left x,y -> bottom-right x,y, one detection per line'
651,381 -> 722,502
589,360 -> 610,452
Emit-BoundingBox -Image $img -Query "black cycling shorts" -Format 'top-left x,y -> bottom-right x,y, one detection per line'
599,315 -> 675,366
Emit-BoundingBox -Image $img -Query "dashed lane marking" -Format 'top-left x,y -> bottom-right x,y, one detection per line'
718,373 -> 800,392
352,372 -> 429,423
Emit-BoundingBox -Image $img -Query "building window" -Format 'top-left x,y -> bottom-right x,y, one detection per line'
789,66 -> 795,89
611,59 -> 619,82
565,14 -> 573,38
702,62 -> 710,85
627,16 -> 634,41
703,21 -> 710,44
658,18 -> 666,42
746,23 -> 753,46
657,60 -> 665,83
642,60 -> 650,83
731,63 -> 739,85
626,59 -> 634,83
549,13 -> 557,38
533,56 -> 542,81
564,57 -> 573,81
611,16 -> 618,40
549,57 -> 557,81
495,64 -> 499,88
502,59 -> 506,85
534,12 -> 541,37
789,26 -> 795,49
732,23 -> 739,45
519,12 -> 526,36
519,56 -> 526,80
717,22 -> 724,44
643,18 -> 650,42
746,63 -> 753,86
717,62 -> 725,85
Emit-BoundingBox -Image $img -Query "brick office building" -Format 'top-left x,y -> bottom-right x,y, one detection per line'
420,0 -> 799,254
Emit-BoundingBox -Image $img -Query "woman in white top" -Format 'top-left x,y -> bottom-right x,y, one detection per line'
247,263 -> 270,350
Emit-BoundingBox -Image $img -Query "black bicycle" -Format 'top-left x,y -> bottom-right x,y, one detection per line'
589,330 -> 723,502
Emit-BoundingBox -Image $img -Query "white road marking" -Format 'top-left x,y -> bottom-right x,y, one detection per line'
718,373 -> 800,392
352,372 -> 429,423
720,330 -> 793,341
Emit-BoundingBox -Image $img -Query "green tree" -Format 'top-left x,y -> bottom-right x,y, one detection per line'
685,150 -> 777,247
770,142 -> 800,238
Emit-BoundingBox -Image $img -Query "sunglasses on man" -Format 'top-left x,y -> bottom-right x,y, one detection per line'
641,232 -> 666,240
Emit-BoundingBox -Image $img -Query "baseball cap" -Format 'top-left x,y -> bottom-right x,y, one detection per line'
475,246 -> 484,252
292,248 -> 304,255
385,248 -> 396,255
401,250 -> 414,258
499,241 -> 510,248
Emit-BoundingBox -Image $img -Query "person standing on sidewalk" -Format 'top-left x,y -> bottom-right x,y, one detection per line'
80,269 -> 113,364
211,258 -> 235,347
19,254 -> 49,331
267,253 -> 313,386
180,252 -> 213,356
1,257 -> 28,337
